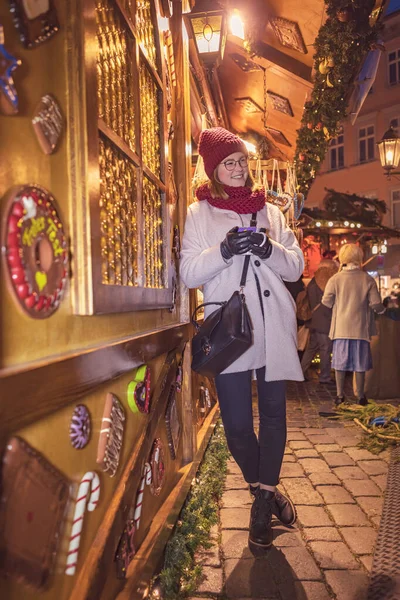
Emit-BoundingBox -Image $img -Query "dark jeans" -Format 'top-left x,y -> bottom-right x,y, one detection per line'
215,367 -> 286,486
301,330 -> 333,382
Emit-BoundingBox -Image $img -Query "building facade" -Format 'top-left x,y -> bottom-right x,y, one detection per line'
306,8 -> 400,296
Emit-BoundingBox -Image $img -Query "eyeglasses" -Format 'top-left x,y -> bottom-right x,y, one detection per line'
221,157 -> 248,171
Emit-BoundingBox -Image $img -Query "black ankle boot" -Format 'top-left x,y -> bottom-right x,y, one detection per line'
249,488 -> 273,554
358,396 -> 368,406
273,489 -> 296,526
335,396 -> 345,407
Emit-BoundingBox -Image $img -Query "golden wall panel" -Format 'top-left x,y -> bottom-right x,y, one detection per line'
99,137 -> 138,286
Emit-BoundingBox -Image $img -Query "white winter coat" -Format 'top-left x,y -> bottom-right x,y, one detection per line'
180,200 -> 305,382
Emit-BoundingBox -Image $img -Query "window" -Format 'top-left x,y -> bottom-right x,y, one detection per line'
329,133 -> 344,170
390,117 -> 399,129
67,0 -> 174,314
392,189 -> 400,228
359,125 -> 375,163
388,50 -> 400,85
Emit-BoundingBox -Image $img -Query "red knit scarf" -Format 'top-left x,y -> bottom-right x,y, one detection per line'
196,183 -> 266,214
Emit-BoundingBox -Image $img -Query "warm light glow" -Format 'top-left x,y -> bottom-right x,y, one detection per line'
241,139 -> 257,154
350,223 -> 355,228
372,244 -> 378,255
191,14 -> 222,55
377,126 -> 400,173
356,223 -> 361,228
344,221 -> 349,226
328,221 -> 333,227
158,16 -> 169,32
316,221 -> 321,227
386,149 -> 394,164
230,11 -> 245,39
381,244 -> 387,254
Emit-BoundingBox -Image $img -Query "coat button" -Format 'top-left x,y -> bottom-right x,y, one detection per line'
263,290 -> 270,297
254,260 -> 261,267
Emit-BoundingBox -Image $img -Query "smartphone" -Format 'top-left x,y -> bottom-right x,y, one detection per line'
237,226 -> 256,233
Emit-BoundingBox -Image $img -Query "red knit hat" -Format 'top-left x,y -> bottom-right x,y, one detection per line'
198,127 -> 248,178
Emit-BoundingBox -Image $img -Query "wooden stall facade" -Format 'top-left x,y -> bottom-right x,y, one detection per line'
0,1 -> 217,598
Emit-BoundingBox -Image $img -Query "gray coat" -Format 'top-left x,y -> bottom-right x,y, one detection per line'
180,200 -> 304,382
322,269 -> 384,341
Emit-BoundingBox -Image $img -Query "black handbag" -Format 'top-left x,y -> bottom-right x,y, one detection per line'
190,214 -> 256,378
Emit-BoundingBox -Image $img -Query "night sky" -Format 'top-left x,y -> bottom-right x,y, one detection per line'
388,0 -> 400,13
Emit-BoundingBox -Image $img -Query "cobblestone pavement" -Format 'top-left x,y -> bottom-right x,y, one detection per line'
191,379 -> 396,600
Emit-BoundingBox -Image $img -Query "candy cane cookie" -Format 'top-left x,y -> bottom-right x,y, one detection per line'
65,471 -> 100,576
133,462 -> 151,529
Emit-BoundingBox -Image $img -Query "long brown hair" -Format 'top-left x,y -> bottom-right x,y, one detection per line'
204,167 -> 258,199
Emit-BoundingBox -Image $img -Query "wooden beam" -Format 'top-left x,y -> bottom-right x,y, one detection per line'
170,1 -> 197,466
210,67 -> 230,130
188,38 -> 219,127
115,404 -> 220,600
250,42 -> 312,83
0,324 -> 190,442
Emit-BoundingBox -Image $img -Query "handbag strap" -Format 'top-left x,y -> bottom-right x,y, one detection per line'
239,212 -> 257,289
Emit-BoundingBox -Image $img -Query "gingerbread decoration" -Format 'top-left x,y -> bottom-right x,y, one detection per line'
149,438 -> 165,496
32,94 -> 64,154
0,437 -> 69,589
0,24 -> 21,115
69,405 -> 91,450
114,519 -> 136,579
96,393 -> 125,477
165,385 -> 181,460
2,184 -> 68,318
9,0 -> 60,48
127,365 -> 151,414
65,471 -> 100,576
133,462 -> 152,529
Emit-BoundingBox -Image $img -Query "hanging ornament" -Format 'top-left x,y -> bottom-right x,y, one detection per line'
318,58 -> 330,75
298,153 -> 306,162
336,7 -> 354,22
3,185 -> 68,318
315,122 -> 323,131
9,0 -> 60,48
326,72 -> 334,88
0,25 -> 21,115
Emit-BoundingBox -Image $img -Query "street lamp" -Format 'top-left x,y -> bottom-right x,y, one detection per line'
187,1 -> 227,67
377,126 -> 400,175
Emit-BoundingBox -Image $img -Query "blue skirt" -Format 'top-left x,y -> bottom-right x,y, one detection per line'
332,339 -> 373,372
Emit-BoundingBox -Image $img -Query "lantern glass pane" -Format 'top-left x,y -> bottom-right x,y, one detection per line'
191,15 -> 221,53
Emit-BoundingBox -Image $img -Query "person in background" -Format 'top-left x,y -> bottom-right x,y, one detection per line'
180,127 -> 304,554
322,243 -> 385,406
301,260 -> 338,384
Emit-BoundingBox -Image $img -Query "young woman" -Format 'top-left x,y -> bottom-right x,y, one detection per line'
180,127 -> 304,552
322,243 -> 385,406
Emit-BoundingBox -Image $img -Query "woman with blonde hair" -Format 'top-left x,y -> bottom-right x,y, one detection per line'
322,243 -> 385,406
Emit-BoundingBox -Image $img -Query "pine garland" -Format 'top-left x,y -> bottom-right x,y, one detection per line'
156,423 -> 229,599
328,401 -> 400,453
294,0 -> 383,195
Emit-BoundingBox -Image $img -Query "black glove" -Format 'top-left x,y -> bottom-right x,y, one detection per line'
220,227 -> 252,260
249,229 -> 272,259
